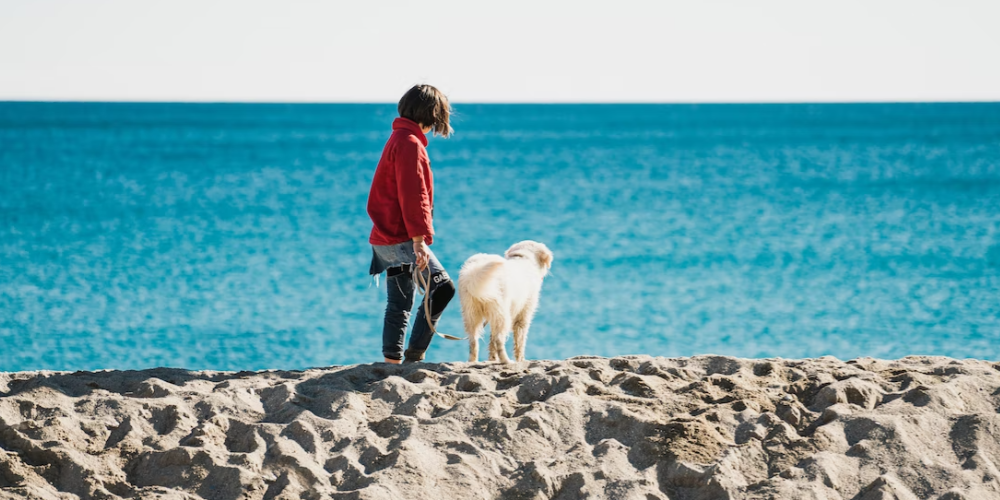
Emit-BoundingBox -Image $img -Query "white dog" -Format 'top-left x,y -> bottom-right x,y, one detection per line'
458,241 -> 553,363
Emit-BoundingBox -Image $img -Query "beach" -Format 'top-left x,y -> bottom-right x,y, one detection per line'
2,355 -> 999,499
3,2 -> 1000,499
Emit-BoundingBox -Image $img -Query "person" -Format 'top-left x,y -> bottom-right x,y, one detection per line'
367,84 -> 456,364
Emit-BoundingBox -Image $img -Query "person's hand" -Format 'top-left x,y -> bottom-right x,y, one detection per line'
413,236 -> 430,271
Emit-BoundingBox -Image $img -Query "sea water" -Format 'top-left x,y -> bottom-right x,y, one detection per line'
1,102 -> 998,371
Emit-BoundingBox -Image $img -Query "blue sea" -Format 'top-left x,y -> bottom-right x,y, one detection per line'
1,102 -> 998,371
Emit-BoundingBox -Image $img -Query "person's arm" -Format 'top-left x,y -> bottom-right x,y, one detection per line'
395,138 -> 434,269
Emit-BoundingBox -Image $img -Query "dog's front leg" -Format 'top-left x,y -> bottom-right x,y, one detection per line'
513,322 -> 528,362
512,302 -> 539,362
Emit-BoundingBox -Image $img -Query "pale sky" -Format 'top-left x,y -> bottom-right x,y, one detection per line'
2,0 -> 999,103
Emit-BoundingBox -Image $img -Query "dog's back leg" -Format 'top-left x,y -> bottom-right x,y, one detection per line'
487,332 -> 498,362
488,313 -> 512,364
463,302 -> 486,362
467,321 -> 485,362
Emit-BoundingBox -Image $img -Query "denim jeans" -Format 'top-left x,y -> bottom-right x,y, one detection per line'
371,242 -> 454,361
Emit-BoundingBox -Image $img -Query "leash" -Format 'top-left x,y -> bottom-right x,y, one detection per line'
412,264 -> 467,341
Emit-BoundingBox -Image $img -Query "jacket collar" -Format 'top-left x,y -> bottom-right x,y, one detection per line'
392,117 -> 428,146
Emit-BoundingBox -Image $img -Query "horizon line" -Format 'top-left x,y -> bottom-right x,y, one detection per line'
2,98 -> 1000,106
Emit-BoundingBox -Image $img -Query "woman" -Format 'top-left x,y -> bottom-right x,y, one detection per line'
367,84 -> 455,364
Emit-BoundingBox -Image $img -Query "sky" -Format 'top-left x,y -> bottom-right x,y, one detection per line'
1,0 -> 999,103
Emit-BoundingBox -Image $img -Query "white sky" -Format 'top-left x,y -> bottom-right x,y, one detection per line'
2,0 -> 999,103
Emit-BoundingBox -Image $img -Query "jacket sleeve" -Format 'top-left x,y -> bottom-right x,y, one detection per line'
394,137 -> 435,241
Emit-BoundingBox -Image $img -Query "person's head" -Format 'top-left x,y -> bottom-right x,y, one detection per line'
398,84 -> 452,138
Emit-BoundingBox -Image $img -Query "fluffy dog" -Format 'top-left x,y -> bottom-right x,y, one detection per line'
458,241 -> 553,363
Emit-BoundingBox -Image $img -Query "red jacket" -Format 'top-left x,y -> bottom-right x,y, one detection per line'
367,117 -> 435,246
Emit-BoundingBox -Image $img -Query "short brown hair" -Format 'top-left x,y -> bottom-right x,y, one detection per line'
398,84 -> 452,138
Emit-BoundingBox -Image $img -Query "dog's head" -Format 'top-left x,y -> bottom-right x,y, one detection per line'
505,241 -> 554,276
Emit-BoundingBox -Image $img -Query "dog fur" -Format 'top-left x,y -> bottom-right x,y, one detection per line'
458,241 -> 553,363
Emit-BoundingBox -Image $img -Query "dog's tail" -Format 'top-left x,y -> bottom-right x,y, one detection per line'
458,254 -> 505,300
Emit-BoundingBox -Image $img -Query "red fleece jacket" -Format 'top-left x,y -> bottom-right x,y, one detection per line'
367,117 -> 435,246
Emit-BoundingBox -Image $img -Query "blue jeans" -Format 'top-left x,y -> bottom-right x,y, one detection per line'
370,242 -> 455,362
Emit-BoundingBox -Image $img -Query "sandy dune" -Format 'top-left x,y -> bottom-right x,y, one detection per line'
1,355 -> 999,499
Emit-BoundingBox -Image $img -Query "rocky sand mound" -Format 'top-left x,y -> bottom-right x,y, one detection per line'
2,356 -> 1000,499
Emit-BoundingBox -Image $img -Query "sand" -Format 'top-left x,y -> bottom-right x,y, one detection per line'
1,355 -> 999,499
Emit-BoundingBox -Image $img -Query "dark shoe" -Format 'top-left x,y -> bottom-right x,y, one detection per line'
403,349 -> 426,363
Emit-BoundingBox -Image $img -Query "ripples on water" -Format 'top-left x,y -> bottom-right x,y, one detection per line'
1,103 -> 998,370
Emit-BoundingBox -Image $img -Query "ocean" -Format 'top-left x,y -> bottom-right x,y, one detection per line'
1,102 -> 998,371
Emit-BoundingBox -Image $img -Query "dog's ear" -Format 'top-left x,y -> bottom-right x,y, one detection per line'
535,245 -> 553,271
